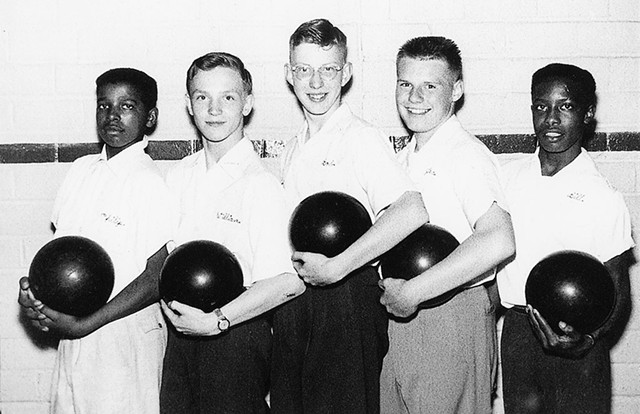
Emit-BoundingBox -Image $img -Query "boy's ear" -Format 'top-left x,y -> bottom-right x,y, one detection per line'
243,94 -> 254,117
341,62 -> 353,87
452,79 -> 464,103
584,104 -> 596,124
185,94 -> 194,116
146,107 -> 159,128
285,64 -> 294,86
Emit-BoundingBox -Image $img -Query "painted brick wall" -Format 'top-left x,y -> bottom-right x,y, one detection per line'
0,1 -> 639,413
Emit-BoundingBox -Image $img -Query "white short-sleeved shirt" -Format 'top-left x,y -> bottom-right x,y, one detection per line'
280,104 -> 416,218
497,149 -> 634,308
396,115 -> 508,284
166,137 -> 294,286
52,137 -> 178,298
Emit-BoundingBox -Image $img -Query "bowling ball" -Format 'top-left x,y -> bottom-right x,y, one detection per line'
159,240 -> 244,312
380,223 -> 460,308
525,250 -> 616,335
29,236 -> 115,317
289,191 -> 372,258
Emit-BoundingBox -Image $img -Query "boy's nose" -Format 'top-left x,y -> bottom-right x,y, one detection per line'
408,87 -> 424,103
208,100 -> 223,114
107,108 -> 120,120
545,108 -> 560,125
309,70 -> 324,89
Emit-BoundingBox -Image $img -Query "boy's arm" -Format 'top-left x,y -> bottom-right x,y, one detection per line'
292,190 -> 428,286
25,245 -> 168,338
380,202 -> 515,318
161,271 -> 305,336
527,248 -> 634,359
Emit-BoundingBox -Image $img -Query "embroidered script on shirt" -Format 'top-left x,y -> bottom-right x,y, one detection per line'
322,159 -> 336,167
101,212 -> 125,227
567,192 -> 586,202
423,168 -> 437,176
217,212 -> 241,224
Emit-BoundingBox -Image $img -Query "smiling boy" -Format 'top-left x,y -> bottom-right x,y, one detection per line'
379,37 -> 515,414
158,52 -> 304,414
18,68 -> 177,413
497,63 -> 634,414
270,19 -> 428,414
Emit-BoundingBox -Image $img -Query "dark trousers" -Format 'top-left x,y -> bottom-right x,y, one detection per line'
270,266 -> 389,414
501,308 -> 611,414
160,317 -> 272,414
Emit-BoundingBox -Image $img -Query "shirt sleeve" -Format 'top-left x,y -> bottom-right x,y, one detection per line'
245,174 -> 296,283
132,173 -> 179,268
452,142 -> 508,227
594,191 -> 634,263
350,127 -> 417,216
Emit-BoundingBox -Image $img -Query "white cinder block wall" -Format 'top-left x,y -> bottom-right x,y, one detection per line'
1,1 -> 639,413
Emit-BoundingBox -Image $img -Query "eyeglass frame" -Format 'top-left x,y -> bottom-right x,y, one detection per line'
288,63 -> 346,81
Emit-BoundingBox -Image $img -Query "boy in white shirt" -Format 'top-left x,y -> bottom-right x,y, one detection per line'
497,63 -> 634,414
19,68 -> 178,414
159,52 -> 304,414
379,36 -> 515,414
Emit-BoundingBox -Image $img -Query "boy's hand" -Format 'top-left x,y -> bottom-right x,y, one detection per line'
18,277 -> 49,329
291,251 -> 345,286
527,305 -> 594,359
36,305 -> 94,338
161,300 -> 220,336
379,278 -> 420,318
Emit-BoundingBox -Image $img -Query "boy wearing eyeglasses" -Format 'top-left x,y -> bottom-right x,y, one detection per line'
270,18 -> 428,414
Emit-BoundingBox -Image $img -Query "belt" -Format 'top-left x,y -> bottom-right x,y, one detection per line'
510,305 -> 528,315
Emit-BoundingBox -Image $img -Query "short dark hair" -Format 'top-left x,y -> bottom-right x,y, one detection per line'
186,52 -> 253,95
289,18 -> 347,61
531,63 -> 596,107
397,36 -> 463,81
96,68 -> 158,110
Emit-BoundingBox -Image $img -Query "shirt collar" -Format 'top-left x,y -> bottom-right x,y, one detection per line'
407,114 -> 459,155
199,136 -> 257,181
98,137 -> 149,177
532,147 -> 592,177
298,103 -> 352,145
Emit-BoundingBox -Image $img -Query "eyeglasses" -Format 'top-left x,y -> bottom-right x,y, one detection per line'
289,64 -> 345,81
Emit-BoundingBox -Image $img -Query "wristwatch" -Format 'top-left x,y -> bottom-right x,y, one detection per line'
214,308 -> 230,333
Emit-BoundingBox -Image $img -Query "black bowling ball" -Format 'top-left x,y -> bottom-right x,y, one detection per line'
525,250 -> 616,335
289,191 -> 372,258
381,223 -> 460,308
29,236 -> 115,317
159,240 -> 244,312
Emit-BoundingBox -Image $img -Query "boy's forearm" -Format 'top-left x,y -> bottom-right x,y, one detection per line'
331,191 -> 428,276
220,272 -> 305,326
406,203 -> 515,302
84,245 -> 168,333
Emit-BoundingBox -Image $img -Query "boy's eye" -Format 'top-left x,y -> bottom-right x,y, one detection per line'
194,94 -> 206,101
293,65 -> 312,75
122,103 -> 134,110
533,104 -> 546,111
97,103 -> 108,110
426,84 -> 436,90
224,95 -> 235,101
398,82 -> 411,88
560,103 -> 574,110
318,66 -> 338,76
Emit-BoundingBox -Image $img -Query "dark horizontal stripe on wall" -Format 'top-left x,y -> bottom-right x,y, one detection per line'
1,132 -> 639,164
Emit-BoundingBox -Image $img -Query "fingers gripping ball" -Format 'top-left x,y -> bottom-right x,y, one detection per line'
159,240 -> 245,313
380,223 -> 460,308
289,191 -> 372,258
525,250 -> 616,335
29,236 -> 115,317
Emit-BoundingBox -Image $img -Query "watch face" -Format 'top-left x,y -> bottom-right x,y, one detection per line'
218,318 -> 230,331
